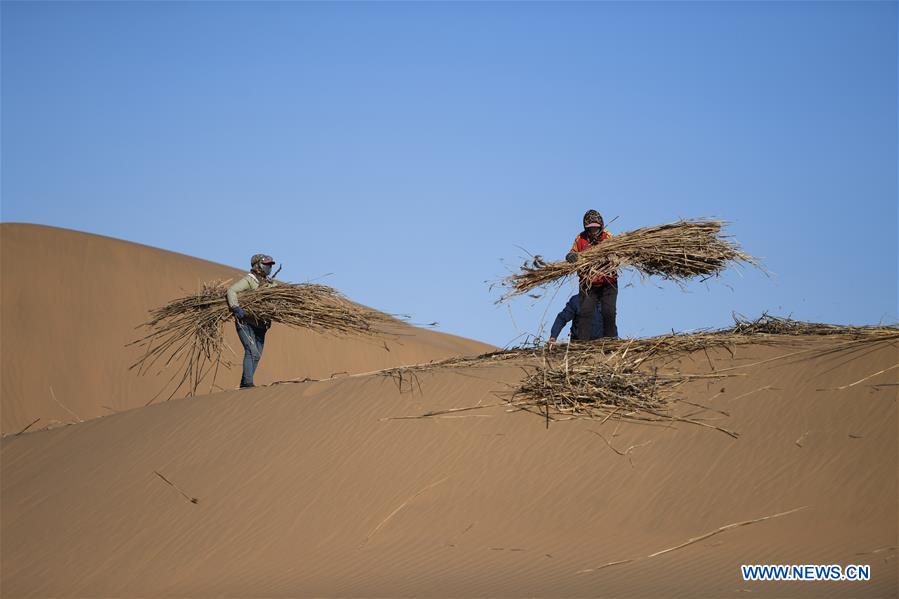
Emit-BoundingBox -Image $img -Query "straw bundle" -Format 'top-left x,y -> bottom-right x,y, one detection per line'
130,280 -> 391,400
501,219 -> 757,299
512,352 -> 724,432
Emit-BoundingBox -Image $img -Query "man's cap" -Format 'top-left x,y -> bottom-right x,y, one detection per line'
251,253 -> 276,267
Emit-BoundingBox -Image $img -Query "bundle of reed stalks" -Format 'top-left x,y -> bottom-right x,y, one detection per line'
520,355 -> 670,413
512,353 -> 725,430
130,280 -> 392,400
501,219 -> 757,300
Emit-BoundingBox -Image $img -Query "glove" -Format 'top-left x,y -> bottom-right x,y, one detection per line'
232,306 -> 247,320
565,251 -> 579,264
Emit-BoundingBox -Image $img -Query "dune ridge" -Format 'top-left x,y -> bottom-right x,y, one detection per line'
0,224 -> 492,435
2,337 -> 896,597
1,224 -> 896,597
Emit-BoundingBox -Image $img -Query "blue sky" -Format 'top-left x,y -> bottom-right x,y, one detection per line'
2,1 -> 896,347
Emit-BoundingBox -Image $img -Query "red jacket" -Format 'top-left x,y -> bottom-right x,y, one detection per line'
572,231 -> 617,287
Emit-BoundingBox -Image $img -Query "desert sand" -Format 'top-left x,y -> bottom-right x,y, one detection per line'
1,225 -> 896,597
0,224 -> 491,436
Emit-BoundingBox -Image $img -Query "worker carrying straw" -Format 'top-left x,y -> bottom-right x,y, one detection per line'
227,253 -> 277,389
566,210 -> 618,340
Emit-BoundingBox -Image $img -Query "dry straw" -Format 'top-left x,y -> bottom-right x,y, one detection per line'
516,352 -> 727,431
516,317 -> 897,433
381,315 -> 898,377
130,280 -> 392,401
378,315 -> 898,434
500,218 -> 758,300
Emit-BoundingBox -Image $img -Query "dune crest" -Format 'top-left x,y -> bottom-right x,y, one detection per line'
0,224 -> 492,435
1,337 -> 896,596
2,224 -> 896,596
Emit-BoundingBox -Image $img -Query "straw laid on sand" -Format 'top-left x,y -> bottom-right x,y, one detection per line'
375,316 -> 897,433
377,315 -> 899,377
510,340 -> 740,436
130,280 -> 392,400
517,354 -> 704,422
730,313 -> 898,338
501,218 -> 757,300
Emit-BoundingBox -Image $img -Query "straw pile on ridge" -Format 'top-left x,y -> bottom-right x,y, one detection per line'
729,313 -> 899,339
130,280 -> 392,400
511,316 -> 897,433
379,315 -> 898,378
513,350 -> 735,435
562,314 -> 899,367
377,316 -> 897,434
501,219 -> 757,300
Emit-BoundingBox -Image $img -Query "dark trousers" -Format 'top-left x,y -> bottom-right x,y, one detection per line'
236,321 -> 267,387
577,283 -> 618,340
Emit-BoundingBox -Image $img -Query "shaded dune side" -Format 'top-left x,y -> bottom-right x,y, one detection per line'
2,338 -> 896,597
0,224 -> 493,434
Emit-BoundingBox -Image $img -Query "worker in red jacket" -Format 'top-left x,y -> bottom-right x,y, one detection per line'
565,209 -> 618,340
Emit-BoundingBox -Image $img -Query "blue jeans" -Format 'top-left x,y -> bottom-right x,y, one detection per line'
235,321 -> 267,387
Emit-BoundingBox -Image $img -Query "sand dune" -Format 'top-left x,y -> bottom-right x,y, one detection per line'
0,224 -> 492,435
2,336 -> 896,597
1,224 -> 896,596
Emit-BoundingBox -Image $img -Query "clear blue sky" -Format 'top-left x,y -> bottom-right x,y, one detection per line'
2,1 -> 896,347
